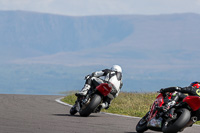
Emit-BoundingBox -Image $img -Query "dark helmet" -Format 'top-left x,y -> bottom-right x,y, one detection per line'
190,81 -> 200,88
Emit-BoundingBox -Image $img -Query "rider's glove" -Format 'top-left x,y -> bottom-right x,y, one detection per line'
175,86 -> 181,91
85,74 -> 91,80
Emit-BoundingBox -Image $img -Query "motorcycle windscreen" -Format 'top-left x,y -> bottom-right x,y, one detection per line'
96,83 -> 112,96
183,96 -> 200,111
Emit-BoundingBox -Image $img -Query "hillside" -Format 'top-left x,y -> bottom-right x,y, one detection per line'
1,11 -> 200,62
0,11 -> 132,59
0,11 -> 200,94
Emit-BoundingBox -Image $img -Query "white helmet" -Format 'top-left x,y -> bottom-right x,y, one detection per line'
111,65 -> 122,73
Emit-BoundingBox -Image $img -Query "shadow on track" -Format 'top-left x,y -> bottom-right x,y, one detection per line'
52,114 -> 100,117
124,132 -> 150,133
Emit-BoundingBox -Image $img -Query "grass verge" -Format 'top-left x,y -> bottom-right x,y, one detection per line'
61,92 -> 200,125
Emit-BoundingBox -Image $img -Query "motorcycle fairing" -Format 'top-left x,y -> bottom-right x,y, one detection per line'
96,83 -> 112,96
183,96 -> 200,111
147,93 -> 172,128
148,94 -> 165,120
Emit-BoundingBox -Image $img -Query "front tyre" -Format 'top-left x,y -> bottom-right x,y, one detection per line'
70,106 -> 77,115
162,108 -> 191,133
79,94 -> 102,117
136,112 -> 149,133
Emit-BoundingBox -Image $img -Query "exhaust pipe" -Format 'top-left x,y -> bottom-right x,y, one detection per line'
186,116 -> 198,127
180,116 -> 197,132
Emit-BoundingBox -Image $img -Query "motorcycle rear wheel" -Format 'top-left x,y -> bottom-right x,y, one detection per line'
79,94 -> 102,117
162,108 -> 191,133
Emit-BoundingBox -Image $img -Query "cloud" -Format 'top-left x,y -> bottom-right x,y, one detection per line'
0,0 -> 200,16
196,0 -> 200,4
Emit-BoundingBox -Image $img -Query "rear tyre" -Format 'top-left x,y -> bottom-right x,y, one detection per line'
79,94 -> 102,117
136,112 -> 149,133
162,108 -> 191,133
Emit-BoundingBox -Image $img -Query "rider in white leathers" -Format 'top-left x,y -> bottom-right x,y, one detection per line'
76,65 -> 123,109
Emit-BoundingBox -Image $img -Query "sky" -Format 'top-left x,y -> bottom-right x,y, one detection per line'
0,0 -> 200,16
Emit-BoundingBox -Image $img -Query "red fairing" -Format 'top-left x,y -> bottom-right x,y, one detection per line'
149,93 -> 165,120
96,83 -> 112,96
148,93 -> 172,121
183,96 -> 200,111
156,93 -> 165,107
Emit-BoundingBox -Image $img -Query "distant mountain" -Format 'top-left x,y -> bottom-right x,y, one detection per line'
6,11 -> 200,73
1,10 -> 200,94
0,11 -> 133,57
1,11 -> 200,62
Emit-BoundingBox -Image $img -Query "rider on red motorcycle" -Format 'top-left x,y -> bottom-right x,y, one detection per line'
75,65 -> 123,110
159,81 -> 200,121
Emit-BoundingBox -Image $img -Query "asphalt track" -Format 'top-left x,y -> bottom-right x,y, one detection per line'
0,94 -> 200,133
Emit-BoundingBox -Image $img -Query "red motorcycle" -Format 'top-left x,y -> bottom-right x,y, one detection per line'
136,91 -> 200,133
70,83 -> 113,117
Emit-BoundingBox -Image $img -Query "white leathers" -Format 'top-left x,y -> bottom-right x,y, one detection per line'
92,65 -> 123,98
77,65 -> 123,99
76,65 -> 123,109
93,71 -> 121,97
78,84 -> 91,96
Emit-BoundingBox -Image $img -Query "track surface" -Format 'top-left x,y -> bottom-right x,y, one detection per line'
0,94 -> 200,133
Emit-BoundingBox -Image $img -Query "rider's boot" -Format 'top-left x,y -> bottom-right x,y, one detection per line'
101,97 -> 112,110
76,84 -> 91,96
101,102 -> 109,109
95,102 -> 109,113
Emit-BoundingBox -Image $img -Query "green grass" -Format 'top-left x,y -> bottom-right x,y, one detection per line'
62,92 -> 200,125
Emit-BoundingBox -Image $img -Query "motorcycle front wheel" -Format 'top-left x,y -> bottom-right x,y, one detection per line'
79,94 -> 102,117
70,105 -> 77,115
136,112 -> 149,133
